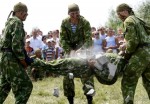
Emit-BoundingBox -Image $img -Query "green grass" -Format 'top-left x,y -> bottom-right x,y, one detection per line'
3,76 -> 150,104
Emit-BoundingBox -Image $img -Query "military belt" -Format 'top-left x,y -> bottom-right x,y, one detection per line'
139,43 -> 150,48
1,48 -> 12,52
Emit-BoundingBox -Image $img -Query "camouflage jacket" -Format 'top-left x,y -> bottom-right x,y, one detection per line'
124,15 -> 150,54
1,16 -> 26,60
60,15 -> 92,54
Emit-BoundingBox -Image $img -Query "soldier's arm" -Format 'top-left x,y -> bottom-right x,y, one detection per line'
11,20 -> 25,60
83,20 -> 92,48
124,20 -> 139,54
60,20 -> 71,54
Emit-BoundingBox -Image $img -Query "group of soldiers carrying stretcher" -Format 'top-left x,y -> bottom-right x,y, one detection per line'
30,50 -> 127,85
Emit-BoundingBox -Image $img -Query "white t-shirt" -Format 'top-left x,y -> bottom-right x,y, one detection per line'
29,36 -> 43,51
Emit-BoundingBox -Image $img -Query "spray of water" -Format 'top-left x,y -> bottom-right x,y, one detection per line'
67,48 -> 96,60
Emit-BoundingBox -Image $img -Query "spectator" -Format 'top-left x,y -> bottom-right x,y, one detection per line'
29,27 -> 43,51
47,31 -> 53,39
42,39 -> 55,77
102,28 -> 119,53
42,39 -> 55,61
116,27 -> 125,45
51,39 -> 60,59
56,29 -> 60,38
97,26 -> 107,40
37,29 -> 43,40
52,30 -> 60,47
41,35 -> 47,48
92,31 -> 104,55
25,39 -> 34,57
30,49 -> 43,81
91,26 -> 96,32
25,34 -> 30,40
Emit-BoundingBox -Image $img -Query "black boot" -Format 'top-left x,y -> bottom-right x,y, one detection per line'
67,96 -> 74,104
86,95 -> 93,104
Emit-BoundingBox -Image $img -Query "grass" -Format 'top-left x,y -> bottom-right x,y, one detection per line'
3,76 -> 150,104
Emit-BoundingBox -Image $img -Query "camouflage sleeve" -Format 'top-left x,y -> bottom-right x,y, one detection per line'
60,20 -> 71,54
11,20 -> 25,60
83,20 -> 92,48
124,19 -> 139,54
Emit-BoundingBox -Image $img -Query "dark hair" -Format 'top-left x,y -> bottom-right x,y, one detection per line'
42,36 -> 47,41
95,33 -> 99,35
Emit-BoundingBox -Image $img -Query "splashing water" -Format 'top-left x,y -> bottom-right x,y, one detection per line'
68,48 -> 97,60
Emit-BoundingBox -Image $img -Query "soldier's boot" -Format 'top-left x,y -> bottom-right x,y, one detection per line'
86,95 -> 93,104
125,100 -> 133,104
67,96 -> 74,104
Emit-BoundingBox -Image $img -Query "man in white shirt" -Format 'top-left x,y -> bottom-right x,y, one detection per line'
29,27 -> 43,51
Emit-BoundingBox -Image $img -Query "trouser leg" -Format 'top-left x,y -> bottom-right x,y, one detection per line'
12,73 -> 33,104
121,74 -> 137,104
81,75 -> 94,95
142,65 -> 150,99
10,64 -> 33,104
121,59 -> 146,104
0,74 -> 11,104
67,96 -> 74,104
81,75 -> 94,104
86,95 -> 93,104
63,74 -> 75,104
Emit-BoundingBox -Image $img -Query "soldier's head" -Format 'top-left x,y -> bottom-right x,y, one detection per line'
34,48 -> 42,58
68,3 -> 80,19
11,2 -> 28,21
116,3 -> 134,21
13,2 -> 28,12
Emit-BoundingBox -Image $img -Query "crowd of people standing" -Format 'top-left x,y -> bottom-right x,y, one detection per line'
24,26 -> 125,61
1,2 -> 149,104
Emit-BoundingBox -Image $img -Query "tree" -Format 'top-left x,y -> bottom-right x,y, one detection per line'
105,9 -> 123,31
136,0 -> 150,24
105,0 -> 150,32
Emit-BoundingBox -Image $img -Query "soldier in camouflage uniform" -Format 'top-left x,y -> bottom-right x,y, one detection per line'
0,2 -> 33,104
116,3 -> 150,104
31,52 -> 126,85
59,3 -> 94,104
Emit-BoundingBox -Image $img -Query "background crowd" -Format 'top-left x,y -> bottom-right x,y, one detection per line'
0,22 -> 125,81
12,25 -> 124,81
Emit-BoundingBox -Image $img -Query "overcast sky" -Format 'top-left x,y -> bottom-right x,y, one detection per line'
0,0 -> 144,35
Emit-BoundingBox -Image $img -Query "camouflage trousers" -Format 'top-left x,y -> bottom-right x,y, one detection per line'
121,47 -> 150,104
0,53 -> 33,104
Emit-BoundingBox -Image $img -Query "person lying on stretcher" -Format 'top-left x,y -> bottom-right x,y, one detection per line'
31,52 -> 127,85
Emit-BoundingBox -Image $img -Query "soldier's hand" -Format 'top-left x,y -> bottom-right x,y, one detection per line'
118,51 -> 125,56
119,43 -> 126,51
20,59 -> 28,69
124,52 -> 132,61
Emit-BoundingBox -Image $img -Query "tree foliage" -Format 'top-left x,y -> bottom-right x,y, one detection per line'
136,0 -> 150,24
105,9 -> 123,31
106,0 -> 150,30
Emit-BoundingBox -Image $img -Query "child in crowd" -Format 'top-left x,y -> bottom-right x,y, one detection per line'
30,49 -> 43,81
25,39 -> 34,57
